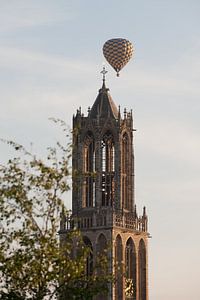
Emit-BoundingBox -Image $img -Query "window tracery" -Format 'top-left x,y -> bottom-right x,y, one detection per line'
122,132 -> 130,210
101,131 -> 115,206
83,132 -> 95,207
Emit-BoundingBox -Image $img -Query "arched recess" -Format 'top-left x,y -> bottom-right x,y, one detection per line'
96,234 -> 108,300
125,237 -> 137,300
115,235 -> 123,300
101,131 -> 115,206
122,132 -> 131,210
138,239 -> 146,300
83,131 -> 95,207
97,233 -> 107,255
83,236 -> 93,276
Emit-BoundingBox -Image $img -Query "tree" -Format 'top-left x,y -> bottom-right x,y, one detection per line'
0,120 -> 111,300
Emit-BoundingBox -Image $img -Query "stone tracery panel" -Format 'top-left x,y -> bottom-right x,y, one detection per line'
101,131 -> 115,207
83,131 -> 95,207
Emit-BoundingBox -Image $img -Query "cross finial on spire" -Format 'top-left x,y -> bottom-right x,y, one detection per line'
100,65 -> 108,84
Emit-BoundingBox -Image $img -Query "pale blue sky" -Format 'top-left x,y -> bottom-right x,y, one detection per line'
1,1 -> 200,299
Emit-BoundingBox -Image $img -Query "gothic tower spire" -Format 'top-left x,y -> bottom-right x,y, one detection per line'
63,72 -> 149,300
89,68 -> 118,120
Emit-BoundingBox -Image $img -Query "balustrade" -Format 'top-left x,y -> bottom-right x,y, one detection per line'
61,209 -> 148,233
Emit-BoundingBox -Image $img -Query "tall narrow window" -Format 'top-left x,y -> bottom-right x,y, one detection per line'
83,132 -> 95,207
125,238 -> 137,300
115,235 -> 123,300
96,234 -> 108,300
83,236 -> 93,276
139,239 -> 146,300
122,133 -> 130,210
97,233 -> 107,254
101,132 -> 115,206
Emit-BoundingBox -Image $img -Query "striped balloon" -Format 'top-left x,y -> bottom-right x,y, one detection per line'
103,38 -> 134,76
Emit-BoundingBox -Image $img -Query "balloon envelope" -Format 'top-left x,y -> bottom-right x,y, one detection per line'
103,38 -> 134,76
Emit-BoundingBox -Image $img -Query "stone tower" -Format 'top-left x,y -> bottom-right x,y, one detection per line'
65,74 -> 149,300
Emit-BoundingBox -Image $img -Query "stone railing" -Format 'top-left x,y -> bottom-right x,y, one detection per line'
60,208 -> 148,233
114,212 -> 148,232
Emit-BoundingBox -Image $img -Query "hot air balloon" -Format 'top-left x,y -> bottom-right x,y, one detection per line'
103,38 -> 134,76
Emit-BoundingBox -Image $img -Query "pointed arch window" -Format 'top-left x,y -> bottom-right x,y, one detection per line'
96,234 -> 108,300
125,238 -> 137,300
122,132 -> 130,210
97,234 -> 107,274
83,236 -> 93,277
83,132 -> 95,207
97,233 -> 107,254
115,235 -> 123,300
101,131 -> 115,206
139,239 -> 146,300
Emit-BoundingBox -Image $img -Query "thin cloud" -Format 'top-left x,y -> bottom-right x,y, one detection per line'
0,2 -> 77,33
137,117 -> 200,166
0,46 -> 94,75
113,41 -> 200,98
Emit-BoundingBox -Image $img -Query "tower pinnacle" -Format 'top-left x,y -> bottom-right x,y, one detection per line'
100,65 -> 108,86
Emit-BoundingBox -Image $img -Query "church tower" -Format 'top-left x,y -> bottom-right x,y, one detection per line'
68,70 -> 149,300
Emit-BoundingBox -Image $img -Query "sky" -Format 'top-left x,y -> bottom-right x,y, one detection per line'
0,1 -> 200,299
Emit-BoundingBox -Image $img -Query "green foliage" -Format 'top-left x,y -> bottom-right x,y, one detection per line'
0,119 -> 111,300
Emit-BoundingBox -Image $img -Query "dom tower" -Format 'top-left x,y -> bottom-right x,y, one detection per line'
67,66 -> 150,300
61,38 -> 150,300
